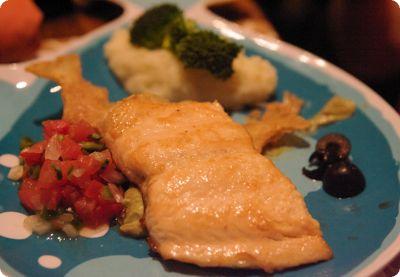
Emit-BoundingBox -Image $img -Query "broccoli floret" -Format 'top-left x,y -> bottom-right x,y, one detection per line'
162,18 -> 198,52
175,31 -> 242,79
130,4 -> 242,79
130,4 -> 183,49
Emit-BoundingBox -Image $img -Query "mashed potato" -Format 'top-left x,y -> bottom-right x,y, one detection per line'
104,29 -> 277,109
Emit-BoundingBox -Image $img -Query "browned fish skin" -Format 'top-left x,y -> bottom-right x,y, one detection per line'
27,55 -> 332,273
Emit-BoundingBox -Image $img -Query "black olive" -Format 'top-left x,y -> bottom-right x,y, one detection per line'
322,161 -> 366,198
303,133 -> 366,198
302,165 -> 325,180
316,133 -> 351,163
302,151 -> 327,180
309,151 -> 324,166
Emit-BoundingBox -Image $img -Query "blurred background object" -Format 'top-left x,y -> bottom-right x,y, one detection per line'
1,0 -> 398,111
208,0 -> 279,38
37,0 -> 123,39
207,0 -> 400,112
0,0 -> 43,63
0,0 -> 123,63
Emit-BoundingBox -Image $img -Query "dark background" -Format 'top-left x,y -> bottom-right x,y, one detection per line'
209,0 -> 400,112
255,0 -> 400,111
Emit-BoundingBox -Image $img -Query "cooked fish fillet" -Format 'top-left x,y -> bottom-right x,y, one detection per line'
26,55 -> 332,273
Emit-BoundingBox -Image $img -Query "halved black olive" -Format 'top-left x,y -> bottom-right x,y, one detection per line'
302,165 -> 325,180
322,161 -> 365,198
309,151 -> 324,166
303,151 -> 327,180
316,133 -> 351,163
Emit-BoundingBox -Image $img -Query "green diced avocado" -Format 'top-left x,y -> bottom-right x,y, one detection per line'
120,187 -> 146,237
20,136 -> 34,150
80,141 -> 105,153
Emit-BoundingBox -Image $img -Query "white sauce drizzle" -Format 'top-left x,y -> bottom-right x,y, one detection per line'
0,154 -> 19,168
38,255 -> 62,269
0,212 -> 32,239
79,224 -> 109,238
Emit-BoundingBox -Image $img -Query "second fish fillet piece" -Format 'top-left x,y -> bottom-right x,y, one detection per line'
27,55 -> 332,273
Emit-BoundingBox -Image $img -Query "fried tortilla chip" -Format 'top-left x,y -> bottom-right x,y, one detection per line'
308,96 -> 356,132
244,92 -> 310,152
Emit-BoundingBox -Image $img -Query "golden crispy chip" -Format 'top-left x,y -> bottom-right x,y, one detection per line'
26,54 -> 82,84
264,134 -> 310,158
244,92 -> 356,153
245,109 -> 262,124
245,114 -> 310,152
244,92 -> 310,152
262,91 -> 304,117
308,96 -> 356,132
26,55 -> 111,129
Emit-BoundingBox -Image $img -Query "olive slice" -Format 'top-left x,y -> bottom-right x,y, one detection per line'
309,151 -> 324,166
322,161 -> 365,198
303,151 -> 327,180
302,166 -> 325,180
316,133 -> 351,162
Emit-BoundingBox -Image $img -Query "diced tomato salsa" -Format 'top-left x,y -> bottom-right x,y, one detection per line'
18,119 -> 125,228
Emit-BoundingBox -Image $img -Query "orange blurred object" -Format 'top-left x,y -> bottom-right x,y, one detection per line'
0,0 -> 43,63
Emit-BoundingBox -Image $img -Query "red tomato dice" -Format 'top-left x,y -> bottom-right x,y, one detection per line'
73,196 -> 97,226
100,168 -> 126,184
60,136 -> 82,160
18,178 -> 43,211
20,141 -> 47,165
61,185 -> 81,208
84,180 -> 104,201
42,120 -> 70,139
38,160 -> 66,188
68,121 -> 97,142
18,119 -> 125,228
41,186 -> 61,210
97,202 -> 124,224
107,202 -> 123,218
68,156 -> 102,188
60,160 -> 78,182
78,155 -> 102,177
99,160 -> 126,184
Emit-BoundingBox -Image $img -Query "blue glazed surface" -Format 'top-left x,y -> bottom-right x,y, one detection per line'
0,10 -> 399,277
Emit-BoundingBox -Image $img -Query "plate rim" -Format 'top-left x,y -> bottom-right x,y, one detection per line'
0,1 -> 399,276
188,2 -> 400,276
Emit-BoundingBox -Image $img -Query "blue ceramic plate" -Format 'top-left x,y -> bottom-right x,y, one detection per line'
0,1 -> 399,276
